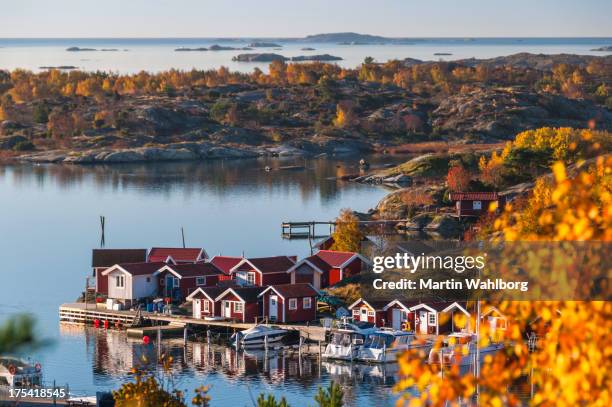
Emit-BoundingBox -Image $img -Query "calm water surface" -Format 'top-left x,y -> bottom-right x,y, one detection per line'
0,155 -> 408,405
0,37 -> 610,73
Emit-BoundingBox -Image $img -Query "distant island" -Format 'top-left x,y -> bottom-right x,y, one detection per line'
175,45 -> 252,52
232,53 -> 342,62
590,45 -> 612,51
39,65 -> 78,70
303,32 -> 388,43
434,53 -> 453,56
66,47 -> 120,52
66,47 -> 96,52
248,42 -> 281,48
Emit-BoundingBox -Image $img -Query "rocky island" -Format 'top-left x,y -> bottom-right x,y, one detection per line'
0,53 -> 610,165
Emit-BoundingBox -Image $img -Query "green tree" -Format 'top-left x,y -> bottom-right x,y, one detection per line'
314,381 -> 344,407
257,393 -> 290,407
0,314 -> 37,355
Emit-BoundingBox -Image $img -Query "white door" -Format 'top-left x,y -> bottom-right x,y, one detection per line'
420,311 -> 428,334
193,299 -> 201,319
223,301 -> 231,318
360,308 -> 368,322
392,309 -> 401,330
269,295 -> 278,321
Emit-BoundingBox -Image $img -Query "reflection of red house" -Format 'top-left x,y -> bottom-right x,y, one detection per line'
348,298 -> 387,326
409,303 -> 451,335
148,247 -> 208,263
230,256 -> 295,286
186,287 -> 225,319
449,192 -> 504,217
287,250 -> 368,289
258,284 -> 318,323
215,287 -> 263,323
154,263 -> 224,301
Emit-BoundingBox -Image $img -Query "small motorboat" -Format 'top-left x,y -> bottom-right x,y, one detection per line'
322,321 -> 377,361
231,325 -> 289,349
357,329 -> 433,363
0,357 -> 43,387
428,333 -> 504,367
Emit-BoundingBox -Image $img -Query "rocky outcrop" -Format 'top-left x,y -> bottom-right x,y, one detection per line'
0,135 -> 28,150
232,53 -> 288,62
431,88 -> 612,139
590,46 -> 612,52
290,54 -> 342,61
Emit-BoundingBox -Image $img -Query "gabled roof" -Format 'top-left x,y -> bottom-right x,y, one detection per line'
409,302 -> 452,313
232,256 -> 296,274
383,299 -> 420,312
154,263 -> 223,279
148,247 -> 207,263
449,192 -> 499,201
92,249 -> 147,268
258,283 -> 319,300
288,250 -> 369,274
209,256 -> 243,275
215,286 -> 263,302
441,301 -> 470,315
186,286 -> 226,302
348,298 -> 388,311
101,262 -> 166,277
481,306 -> 505,318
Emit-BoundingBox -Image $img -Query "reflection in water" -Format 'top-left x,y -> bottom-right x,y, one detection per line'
65,325 -> 403,406
7,156 -> 402,204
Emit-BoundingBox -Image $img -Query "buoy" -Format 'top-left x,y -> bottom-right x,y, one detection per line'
143,335 -> 150,345
94,319 -> 100,328
35,363 -> 41,372
8,365 -> 16,375
103,320 -> 109,329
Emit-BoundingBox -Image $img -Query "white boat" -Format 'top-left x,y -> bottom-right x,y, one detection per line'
322,321 -> 377,361
0,357 -> 43,387
428,333 -> 504,367
231,325 -> 289,349
357,329 -> 434,363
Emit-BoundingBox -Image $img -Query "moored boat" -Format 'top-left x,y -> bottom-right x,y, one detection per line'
356,329 -> 433,363
230,325 -> 289,349
322,321 -> 377,361
0,357 -> 43,387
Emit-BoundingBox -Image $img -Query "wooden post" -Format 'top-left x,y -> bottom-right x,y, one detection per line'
157,327 -> 162,358
264,335 -> 268,351
183,327 -> 187,346
181,227 -> 186,248
100,215 -> 105,248
207,329 -> 211,345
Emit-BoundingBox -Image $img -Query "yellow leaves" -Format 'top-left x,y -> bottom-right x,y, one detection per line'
329,208 -> 363,252
552,161 -> 566,182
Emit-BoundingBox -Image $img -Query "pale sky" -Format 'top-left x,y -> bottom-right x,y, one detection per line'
1,0 -> 610,38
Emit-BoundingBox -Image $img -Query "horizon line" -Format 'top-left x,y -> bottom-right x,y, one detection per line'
1,36 -> 611,40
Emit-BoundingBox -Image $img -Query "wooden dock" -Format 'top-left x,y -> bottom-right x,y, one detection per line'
281,221 -> 335,239
59,303 -> 326,341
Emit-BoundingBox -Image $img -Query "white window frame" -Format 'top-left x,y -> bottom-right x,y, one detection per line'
203,299 -> 210,312
196,277 -> 205,286
234,302 -> 244,313
367,311 -> 375,317
428,313 -> 437,325
116,275 -> 125,288
173,277 -> 180,287
246,272 -> 256,286
473,200 -> 482,210
352,309 -> 360,317
303,297 -> 312,309
288,298 -> 297,310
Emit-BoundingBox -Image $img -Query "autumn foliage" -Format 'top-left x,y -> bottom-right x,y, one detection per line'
330,209 -> 363,253
396,153 -> 611,406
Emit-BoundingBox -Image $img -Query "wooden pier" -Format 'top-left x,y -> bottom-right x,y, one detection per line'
281,221 -> 335,239
59,303 -> 326,341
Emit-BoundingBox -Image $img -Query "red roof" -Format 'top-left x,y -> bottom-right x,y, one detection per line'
160,263 -> 223,278
313,250 -> 358,268
148,247 -> 205,263
210,256 -> 243,275
449,192 -> 499,201
263,283 -> 318,299
237,256 -> 296,274
108,262 -> 166,276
